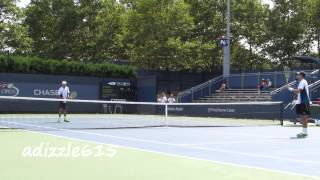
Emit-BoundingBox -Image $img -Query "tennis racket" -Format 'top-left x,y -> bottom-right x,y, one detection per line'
69,91 -> 77,99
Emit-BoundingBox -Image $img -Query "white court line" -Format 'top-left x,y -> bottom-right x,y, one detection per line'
3,122 -> 320,179
68,131 -> 320,165
172,127 -> 290,139
178,138 -> 292,146
3,120 -> 320,166
1,121 -> 320,179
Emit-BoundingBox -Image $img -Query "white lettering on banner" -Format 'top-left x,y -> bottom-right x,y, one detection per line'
0,83 -> 19,96
107,82 -> 131,87
0,89 -> 16,95
34,89 -> 59,96
167,107 -> 184,112
208,108 -> 235,113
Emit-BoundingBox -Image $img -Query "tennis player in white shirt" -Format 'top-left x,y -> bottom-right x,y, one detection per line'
288,72 -> 310,138
58,81 -> 70,122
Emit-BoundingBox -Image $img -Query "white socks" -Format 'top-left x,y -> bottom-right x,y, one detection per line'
303,128 -> 308,134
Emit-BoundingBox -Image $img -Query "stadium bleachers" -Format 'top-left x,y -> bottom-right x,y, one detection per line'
195,89 -> 271,103
178,70 -> 320,103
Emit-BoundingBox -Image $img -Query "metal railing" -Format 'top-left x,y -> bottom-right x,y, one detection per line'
310,80 -> 320,89
270,81 -> 296,95
178,71 -> 288,102
310,79 -> 320,101
225,71 -> 317,90
177,75 -> 223,102
271,69 -> 319,95
178,70 -> 319,103
311,69 -> 319,75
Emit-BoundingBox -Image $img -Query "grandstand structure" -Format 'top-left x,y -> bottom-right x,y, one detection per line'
195,89 -> 271,103
176,67 -> 320,119
177,69 -> 320,104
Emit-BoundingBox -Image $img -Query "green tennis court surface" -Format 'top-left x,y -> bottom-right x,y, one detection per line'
0,129 -> 318,180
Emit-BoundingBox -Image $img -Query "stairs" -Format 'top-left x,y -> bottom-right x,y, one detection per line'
177,69 -> 318,103
195,89 -> 272,103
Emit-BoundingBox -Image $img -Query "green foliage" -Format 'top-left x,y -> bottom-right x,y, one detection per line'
0,54 -> 136,78
264,0 -> 311,62
232,0 -> 269,69
309,0 -> 320,57
1,0 -> 320,72
24,0 -> 125,60
0,0 -> 32,54
122,0 -> 195,70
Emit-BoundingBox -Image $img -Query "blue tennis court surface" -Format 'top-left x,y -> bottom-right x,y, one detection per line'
1,114 -> 320,178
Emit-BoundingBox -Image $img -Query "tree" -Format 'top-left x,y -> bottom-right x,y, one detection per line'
0,0 -> 32,54
308,0 -> 320,57
264,0 -> 311,63
232,0 -> 269,70
183,0 -> 225,71
25,0 -> 125,60
74,0 -> 126,61
121,0 -> 195,70
9,0 -> 319,71
25,0 -> 80,59
185,0 -> 272,71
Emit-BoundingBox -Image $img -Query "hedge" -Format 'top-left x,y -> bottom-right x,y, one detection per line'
0,55 -> 136,78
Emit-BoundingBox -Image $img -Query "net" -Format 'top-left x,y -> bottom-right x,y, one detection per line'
0,96 -> 284,130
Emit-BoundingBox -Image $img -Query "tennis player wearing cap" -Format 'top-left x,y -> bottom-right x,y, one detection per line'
288,72 -> 310,138
58,81 -> 70,123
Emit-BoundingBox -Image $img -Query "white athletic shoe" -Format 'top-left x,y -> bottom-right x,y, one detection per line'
58,117 -> 62,123
315,119 -> 320,126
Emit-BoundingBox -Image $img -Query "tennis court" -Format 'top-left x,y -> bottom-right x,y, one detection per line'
1,112 -> 320,180
3,0 -> 320,179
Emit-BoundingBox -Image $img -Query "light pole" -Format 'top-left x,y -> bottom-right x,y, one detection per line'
223,0 -> 231,78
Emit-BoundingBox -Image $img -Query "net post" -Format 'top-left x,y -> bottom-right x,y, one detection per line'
165,104 -> 168,127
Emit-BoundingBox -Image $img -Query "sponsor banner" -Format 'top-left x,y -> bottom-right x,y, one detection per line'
101,79 -> 135,100
0,82 -> 100,113
0,83 -> 20,96
98,104 -> 281,120
106,81 -> 131,87
0,82 -> 99,100
166,104 -> 281,119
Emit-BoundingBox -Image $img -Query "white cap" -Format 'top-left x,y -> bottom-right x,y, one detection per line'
62,81 -> 67,85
